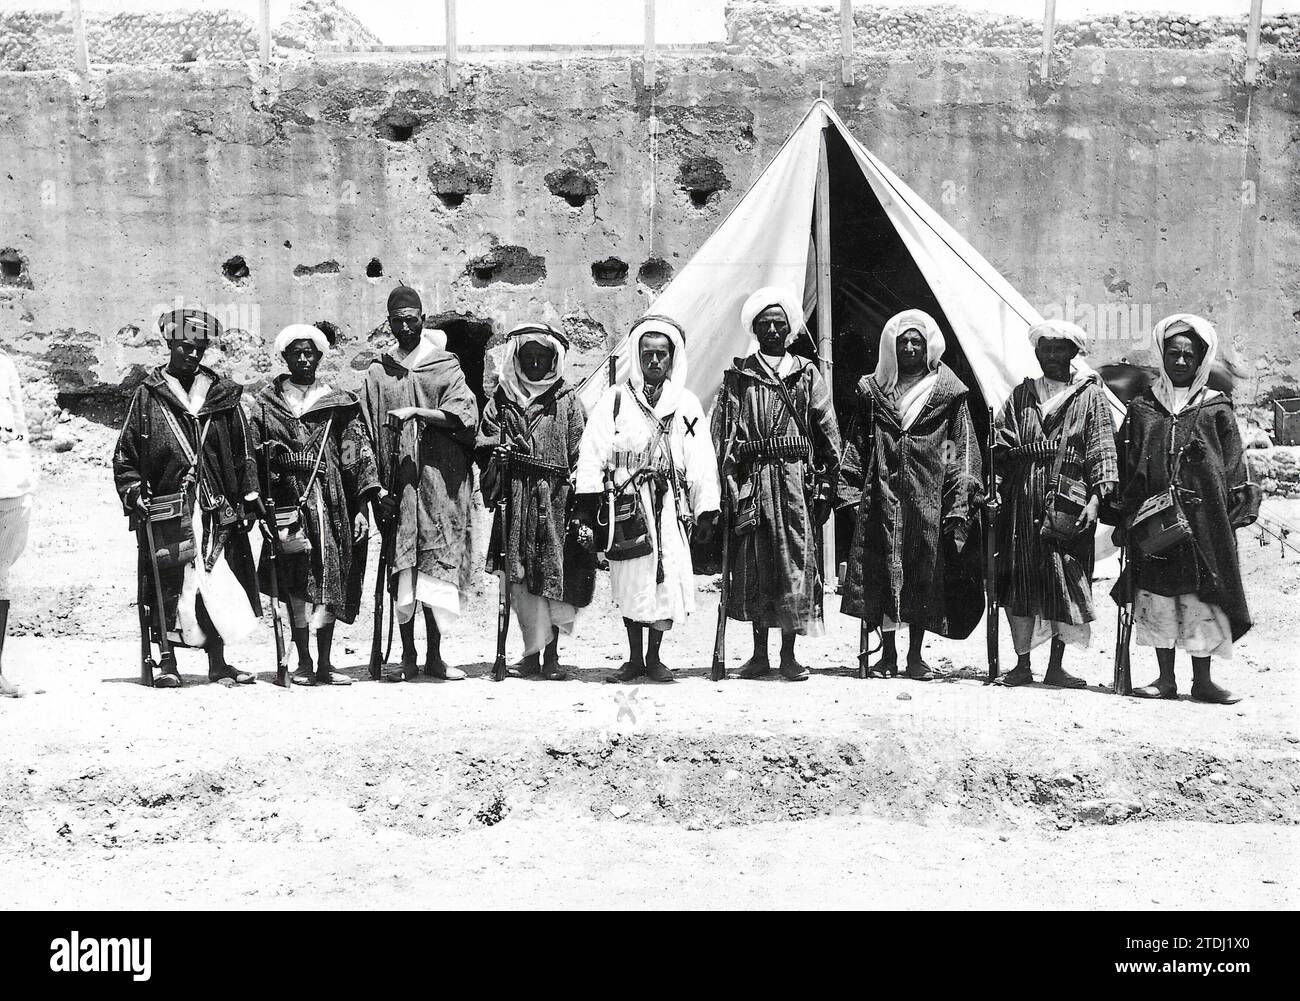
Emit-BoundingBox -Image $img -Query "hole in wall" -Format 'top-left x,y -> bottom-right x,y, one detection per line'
465,246 -> 547,287
294,260 -> 342,278
428,162 -> 493,209
313,320 -> 341,347
544,167 -> 597,209
637,257 -> 674,291
591,258 -> 629,287
366,258 -> 383,279
428,311 -> 495,410
222,255 -> 250,285
677,156 -> 731,210
378,109 -> 421,142
0,247 -> 32,288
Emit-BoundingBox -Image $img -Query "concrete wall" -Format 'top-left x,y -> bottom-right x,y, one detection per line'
0,45 -> 1297,440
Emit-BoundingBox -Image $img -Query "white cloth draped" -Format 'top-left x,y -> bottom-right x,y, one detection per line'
1151,314 -> 1221,415
575,377 -> 719,629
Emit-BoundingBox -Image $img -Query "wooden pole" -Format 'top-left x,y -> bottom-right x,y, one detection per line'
1245,0 -> 1264,85
1040,0 -> 1056,80
814,129 -> 835,586
259,0 -> 271,70
644,0 -> 657,89
445,0 -> 459,90
70,0 -> 89,74
840,0 -> 854,87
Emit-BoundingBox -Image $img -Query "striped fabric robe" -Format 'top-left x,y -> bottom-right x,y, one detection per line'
993,374 -> 1118,635
838,364 -> 983,637
710,354 -> 841,635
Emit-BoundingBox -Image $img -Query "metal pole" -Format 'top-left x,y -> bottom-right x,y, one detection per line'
644,0 -> 657,89
1245,0 -> 1264,85
70,0 -> 89,73
840,0 -> 854,87
1040,0 -> 1056,80
259,0 -> 271,70
445,0 -> 459,90
814,129 -> 835,586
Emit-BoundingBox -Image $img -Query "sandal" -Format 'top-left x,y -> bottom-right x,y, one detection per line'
291,667 -> 317,687
209,666 -> 256,688
1131,680 -> 1178,700
315,668 -> 352,686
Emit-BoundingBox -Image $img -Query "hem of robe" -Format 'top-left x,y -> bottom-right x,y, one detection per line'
509,582 -> 577,656
177,503 -> 259,647
393,569 -> 461,629
1133,589 -> 1233,659
726,608 -> 825,637
287,596 -> 337,632
1006,612 -> 1090,655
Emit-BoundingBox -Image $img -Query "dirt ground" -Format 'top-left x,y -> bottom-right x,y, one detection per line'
2,453 -> 1298,910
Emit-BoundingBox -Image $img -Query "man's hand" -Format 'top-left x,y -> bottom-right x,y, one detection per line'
493,444 -> 512,465
695,509 -> 720,545
944,516 -> 969,553
374,490 -> 397,527
353,512 -> 370,543
1075,495 -> 1101,533
134,493 -> 151,518
387,406 -> 420,423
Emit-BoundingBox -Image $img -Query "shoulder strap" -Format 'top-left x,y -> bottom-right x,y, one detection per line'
297,415 -> 334,507
767,362 -> 815,447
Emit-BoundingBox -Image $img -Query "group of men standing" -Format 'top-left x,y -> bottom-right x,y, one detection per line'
108,282 -> 1257,705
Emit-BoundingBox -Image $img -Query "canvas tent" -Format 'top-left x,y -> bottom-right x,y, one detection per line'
576,99 -> 1122,428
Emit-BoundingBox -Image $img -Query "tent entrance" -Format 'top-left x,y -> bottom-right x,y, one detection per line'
812,125 -> 990,425
804,125 -> 994,576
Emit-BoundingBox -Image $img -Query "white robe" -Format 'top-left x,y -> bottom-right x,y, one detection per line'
576,381 -> 720,629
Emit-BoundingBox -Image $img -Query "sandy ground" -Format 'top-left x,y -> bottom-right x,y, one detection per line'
1,457 -> 1298,909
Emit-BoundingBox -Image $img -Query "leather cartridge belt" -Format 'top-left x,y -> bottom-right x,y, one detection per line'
506,449 -> 571,477
1005,440 -> 1080,466
735,434 -> 811,463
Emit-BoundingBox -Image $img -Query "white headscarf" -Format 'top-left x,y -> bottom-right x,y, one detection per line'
1028,318 -> 1088,355
274,323 -> 330,356
1152,313 -> 1219,415
740,286 -> 806,351
872,309 -> 945,430
873,309 -> 944,393
1028,318 -> 1091,415
497,322 -> 567,406
625,315 -> 687,393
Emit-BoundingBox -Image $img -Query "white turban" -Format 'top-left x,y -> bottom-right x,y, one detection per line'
626,315 -> 687,391
1028,318 -> 1088,354
873,309 -> 945,393
740,286 -> 806,349
274,323 -> 330,356
1152,313 -> 1218,415
497,322 -> 568,406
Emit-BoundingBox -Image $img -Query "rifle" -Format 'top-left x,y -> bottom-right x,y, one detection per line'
254,403 -> 289,689
491,449 -> 513,683
711,370 -> 738,682
133,387 -> 169,687
369,412 -> 403,680
1113,415 -> 1133,696
984,404 -> 1000,683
